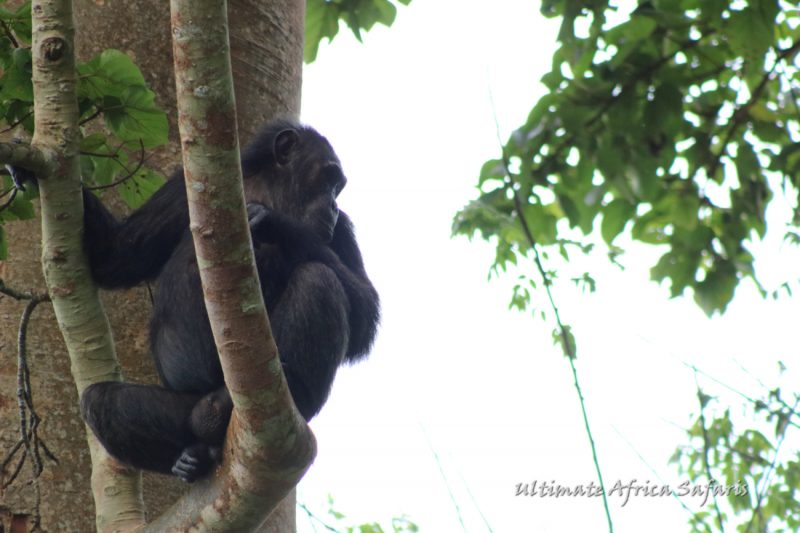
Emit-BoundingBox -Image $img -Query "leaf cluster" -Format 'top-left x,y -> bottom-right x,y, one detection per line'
302,496 -> 419,533
0,2 -> 168,259
454,0 -> 800,315
672,382 -> 800,532
305,0 -> 412,62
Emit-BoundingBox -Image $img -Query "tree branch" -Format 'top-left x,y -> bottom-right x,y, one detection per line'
141,0 -> 316,529
30,1 -> 145,530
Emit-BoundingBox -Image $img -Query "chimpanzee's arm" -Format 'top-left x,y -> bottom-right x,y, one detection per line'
248,204 -> 379,360
83,176 -> 189,289
327,212 -> 380,360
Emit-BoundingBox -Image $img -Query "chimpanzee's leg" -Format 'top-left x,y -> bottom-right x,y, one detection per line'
270,262 -> 350,421
172,387 -> 233,482
80,382 -> 202,477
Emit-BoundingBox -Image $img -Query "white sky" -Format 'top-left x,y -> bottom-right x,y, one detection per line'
296,1 -> 800,531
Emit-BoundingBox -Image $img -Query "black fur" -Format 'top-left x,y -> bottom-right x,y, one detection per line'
79,121 -> 380,482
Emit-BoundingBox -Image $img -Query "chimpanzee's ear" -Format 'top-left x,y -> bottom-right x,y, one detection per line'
274,128 -> 299,166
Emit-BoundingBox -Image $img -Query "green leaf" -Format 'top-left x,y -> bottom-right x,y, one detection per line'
552,325 -> 576,359
735,142 -> 760,185
650,250 -> 698,296
632,209 -> 669,244
304,0 -> 340,63
0,224 -> 6,259
6,194 -> 34,220
76,50 -> 168,147
478,158 -> 505,187
117,168 -> 166,209
80,133 -> 109,153
89,154 -> 118,187
671,191 -> 700,231
693,260 -> 738,315
103,86 -> 168,148
727,7 -> 772,90
644,83 -> 683,139
78,49 -> 147,100
0,47 -> 32,101
601,199 -> 635,244
371,0 -> 398,27
2,2 -> 32,45
522,203 -> 557,244
557,193 -> 580,228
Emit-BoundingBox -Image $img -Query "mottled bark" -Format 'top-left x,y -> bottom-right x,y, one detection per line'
30,0 -> 146,531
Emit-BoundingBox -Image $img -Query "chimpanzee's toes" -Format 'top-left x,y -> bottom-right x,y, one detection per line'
171,444 -> 213,483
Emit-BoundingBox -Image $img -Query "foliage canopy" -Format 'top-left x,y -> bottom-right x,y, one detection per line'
454,0 -> 800,316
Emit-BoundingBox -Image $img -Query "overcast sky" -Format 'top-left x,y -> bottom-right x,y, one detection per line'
295,1 -> 800,531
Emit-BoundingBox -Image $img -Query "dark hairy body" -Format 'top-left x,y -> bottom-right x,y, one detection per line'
79,121 -> 380,481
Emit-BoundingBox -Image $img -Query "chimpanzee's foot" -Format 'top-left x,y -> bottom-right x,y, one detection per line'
171,443 -> 219,482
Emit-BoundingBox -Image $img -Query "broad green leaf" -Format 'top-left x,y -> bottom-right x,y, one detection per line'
693,260 -> 738,315
117,168 -> 166,210
478,158 -> 505,188
671,191 -> 700,230
103,86 -> 168,148
632,209 -> 669,244
727,7 -> 771,90
371,0 -> 398,27
78,49 -> 147,100
650,250 -> 698,296
735,142 -> 760,185
80,133 -> 109,153
1,2 -> 32,46
601,199 -> 635,244
6,193 -> 34,220
557,193 -> 580,228
644,83 -> 683,139
89,153 -> 119,187
305,0 -> 340,63
522,203 -> 557,244
304,0 -> 410,63
0,47 -> 32,101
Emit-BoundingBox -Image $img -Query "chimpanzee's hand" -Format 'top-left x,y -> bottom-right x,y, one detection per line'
4,139 -> 38,192
247,202 -> 270,228
247,202 -> 326,261
247,202 -> 279,245
4,165 -> 36,192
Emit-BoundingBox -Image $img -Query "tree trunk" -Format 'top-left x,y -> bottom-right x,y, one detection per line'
0,1 -> 304,530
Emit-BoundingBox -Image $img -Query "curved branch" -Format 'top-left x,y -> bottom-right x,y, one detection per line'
85,139 -> 147,191
0,142 -> 55,178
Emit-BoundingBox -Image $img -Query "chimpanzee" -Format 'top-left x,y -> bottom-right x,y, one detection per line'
76,119 -> 380,482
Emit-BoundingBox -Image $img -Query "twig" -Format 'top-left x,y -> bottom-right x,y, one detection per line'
744,396 -> 800,533
85,139 -> 147,191
297,502 -> 339,533
1,285 -> 57,533
611,424 -> 696,518
0,185 -> 18,212
0,278 -> 44,301
0,19 -> 19,48
486,86 -> 614,531
693,373 -> 725,532
0,111 -> 33,134
78,107 -> 103,126
419,423 -> 468,532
